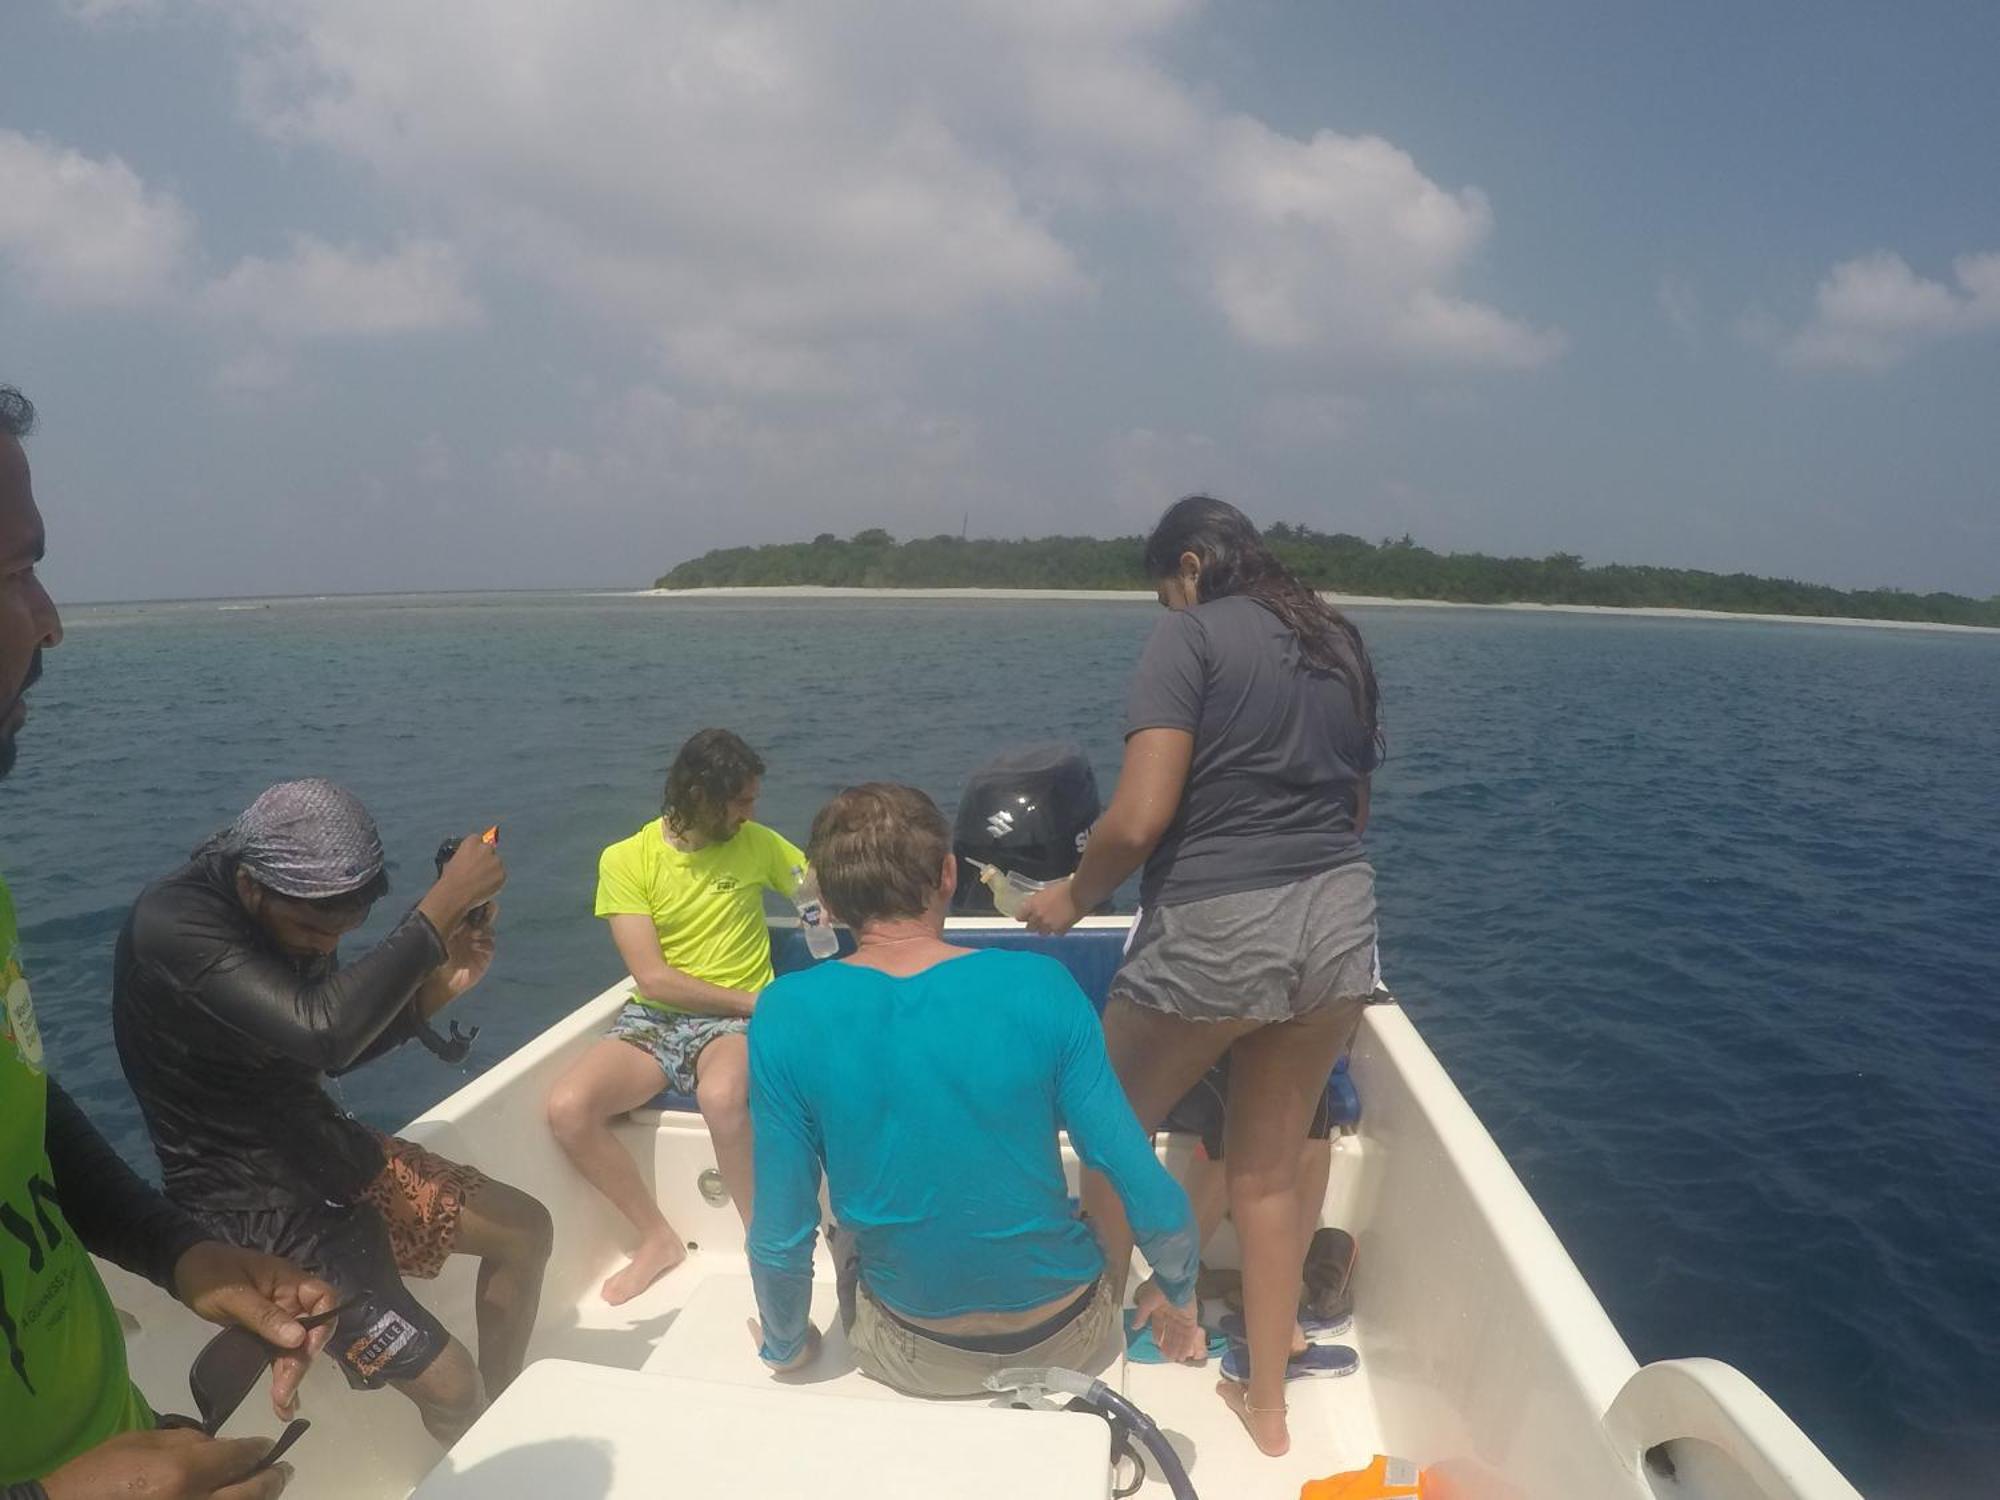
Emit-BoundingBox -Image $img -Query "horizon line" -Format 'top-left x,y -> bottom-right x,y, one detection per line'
64,584 -> 632,609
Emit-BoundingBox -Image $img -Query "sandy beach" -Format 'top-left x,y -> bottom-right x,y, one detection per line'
636,585 -> 1997,636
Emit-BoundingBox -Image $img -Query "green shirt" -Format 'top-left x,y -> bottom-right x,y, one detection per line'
595,819 -> 805,1005
0,875 -> 152,1484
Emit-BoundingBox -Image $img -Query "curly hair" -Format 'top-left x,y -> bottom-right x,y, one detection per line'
662,728 -> 766,837
0,386 -> 35,439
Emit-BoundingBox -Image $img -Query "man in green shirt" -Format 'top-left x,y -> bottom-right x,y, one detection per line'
1,385 -> 334,1499
546,729 -> 805,1305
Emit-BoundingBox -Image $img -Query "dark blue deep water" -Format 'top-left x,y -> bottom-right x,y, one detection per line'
6,594 -> 1997,1496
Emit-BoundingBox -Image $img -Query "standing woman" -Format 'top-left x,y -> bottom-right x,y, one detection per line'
1017,496 -> 1383,1459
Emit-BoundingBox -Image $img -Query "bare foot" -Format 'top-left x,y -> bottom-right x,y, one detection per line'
601,1230 -> 687,1305
1217,1378 -> 1290,1457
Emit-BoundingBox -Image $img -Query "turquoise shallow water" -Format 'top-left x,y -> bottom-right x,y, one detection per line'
5,593 -> 1998,1495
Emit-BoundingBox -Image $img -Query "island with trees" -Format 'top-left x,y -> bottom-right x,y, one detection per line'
655,527 -> 2000,629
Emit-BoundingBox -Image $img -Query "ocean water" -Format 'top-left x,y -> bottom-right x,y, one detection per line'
5,592 -> 1997,1496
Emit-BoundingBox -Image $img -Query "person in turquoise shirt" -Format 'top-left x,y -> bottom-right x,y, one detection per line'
1,385 -> 334,1500
747,783 -> 1197,1398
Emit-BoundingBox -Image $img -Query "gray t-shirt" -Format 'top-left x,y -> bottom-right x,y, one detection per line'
1124,594 -> 1378,908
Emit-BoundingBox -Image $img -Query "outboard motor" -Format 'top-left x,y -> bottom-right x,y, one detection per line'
952,743 -> 1102,913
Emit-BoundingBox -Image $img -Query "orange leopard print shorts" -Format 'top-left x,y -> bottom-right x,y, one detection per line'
359,1132 -> 490,1280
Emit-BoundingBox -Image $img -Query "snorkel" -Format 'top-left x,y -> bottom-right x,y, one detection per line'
985,1367 -> 1199,1500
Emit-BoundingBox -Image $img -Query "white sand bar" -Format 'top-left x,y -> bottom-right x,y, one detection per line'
635,585 -> 1997,636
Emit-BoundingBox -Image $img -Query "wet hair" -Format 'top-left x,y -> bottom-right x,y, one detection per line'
1144,495 -> 1383,754
662,728 -> 765,837
0,386 -> 34,439
807,783 -> 952,929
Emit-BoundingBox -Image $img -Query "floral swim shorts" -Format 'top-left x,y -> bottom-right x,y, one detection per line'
608,1000 -> 746,1096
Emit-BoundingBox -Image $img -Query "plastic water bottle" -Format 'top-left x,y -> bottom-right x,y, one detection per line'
791,864 -> 840,960
974,861 -> 1047,920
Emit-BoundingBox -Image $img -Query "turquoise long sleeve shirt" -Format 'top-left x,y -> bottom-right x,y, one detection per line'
747,948 -> 1198,1365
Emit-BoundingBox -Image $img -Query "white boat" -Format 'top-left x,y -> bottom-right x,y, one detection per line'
96,916 -> 1865,1499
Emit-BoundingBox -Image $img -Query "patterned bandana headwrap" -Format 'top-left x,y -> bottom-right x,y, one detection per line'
204,778 -> 386,900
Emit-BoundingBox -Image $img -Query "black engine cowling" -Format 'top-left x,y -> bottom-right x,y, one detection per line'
951,742 -> 1102,913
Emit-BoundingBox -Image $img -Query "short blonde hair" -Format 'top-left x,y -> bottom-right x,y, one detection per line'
807,783 -> 951,928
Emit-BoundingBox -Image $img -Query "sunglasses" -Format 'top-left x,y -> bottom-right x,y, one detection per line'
187,1296 -> 362,1468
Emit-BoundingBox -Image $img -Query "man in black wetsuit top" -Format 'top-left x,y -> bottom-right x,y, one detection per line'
3,382 -> 338,1500
113,782 -> 552,1447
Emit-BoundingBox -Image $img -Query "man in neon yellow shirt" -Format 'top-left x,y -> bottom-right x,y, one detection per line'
2,383 -> 334,1498
546,729 -> 806,1305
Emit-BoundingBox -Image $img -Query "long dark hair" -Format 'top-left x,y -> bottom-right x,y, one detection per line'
1144,496 -> 1383,753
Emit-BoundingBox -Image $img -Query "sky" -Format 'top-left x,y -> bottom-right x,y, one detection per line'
2,0 -> 1997,602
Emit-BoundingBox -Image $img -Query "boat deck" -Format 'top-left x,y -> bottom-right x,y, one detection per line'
98,927 -> 1866,1498
513,1195 -> 1391,1497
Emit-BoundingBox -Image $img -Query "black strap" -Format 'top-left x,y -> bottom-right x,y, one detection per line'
1062,1397 -> 1146,1499
411,1015 -> 479,1064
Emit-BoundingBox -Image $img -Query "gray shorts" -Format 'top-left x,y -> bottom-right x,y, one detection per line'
1112,861 -> 1377,1024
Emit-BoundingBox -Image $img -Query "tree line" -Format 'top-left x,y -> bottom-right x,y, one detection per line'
656,527 -> 2000,628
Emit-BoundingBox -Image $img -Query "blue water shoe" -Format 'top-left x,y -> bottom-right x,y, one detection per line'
1220,1339 -> 1359,1383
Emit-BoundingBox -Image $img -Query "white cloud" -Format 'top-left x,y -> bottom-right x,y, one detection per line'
1778,250 -> 2000,371
206,0 -> 1552,389
0,129 -> 195,307
497,384 -> 1004,541
203,237 -> 480,339
15,0 -> 1559,575
1195,119 -> 1562,369
215,1 -> 1085,394
0,127 -> 479,378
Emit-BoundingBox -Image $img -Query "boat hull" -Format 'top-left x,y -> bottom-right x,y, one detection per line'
97,917 -> 1861,1498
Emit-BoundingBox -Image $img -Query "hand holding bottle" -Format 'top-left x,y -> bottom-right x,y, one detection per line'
790,864 -> 840,960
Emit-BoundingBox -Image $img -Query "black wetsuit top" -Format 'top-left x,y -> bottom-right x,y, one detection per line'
44,1079 -> 206,1290
111,854 -> 446,1213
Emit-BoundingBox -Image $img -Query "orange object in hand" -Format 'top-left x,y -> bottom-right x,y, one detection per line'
1300,1456 -> 1426,1500
480,825 -> 499,844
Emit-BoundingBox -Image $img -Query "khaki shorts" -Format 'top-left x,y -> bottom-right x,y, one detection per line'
845,1276 -> 1120,1399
